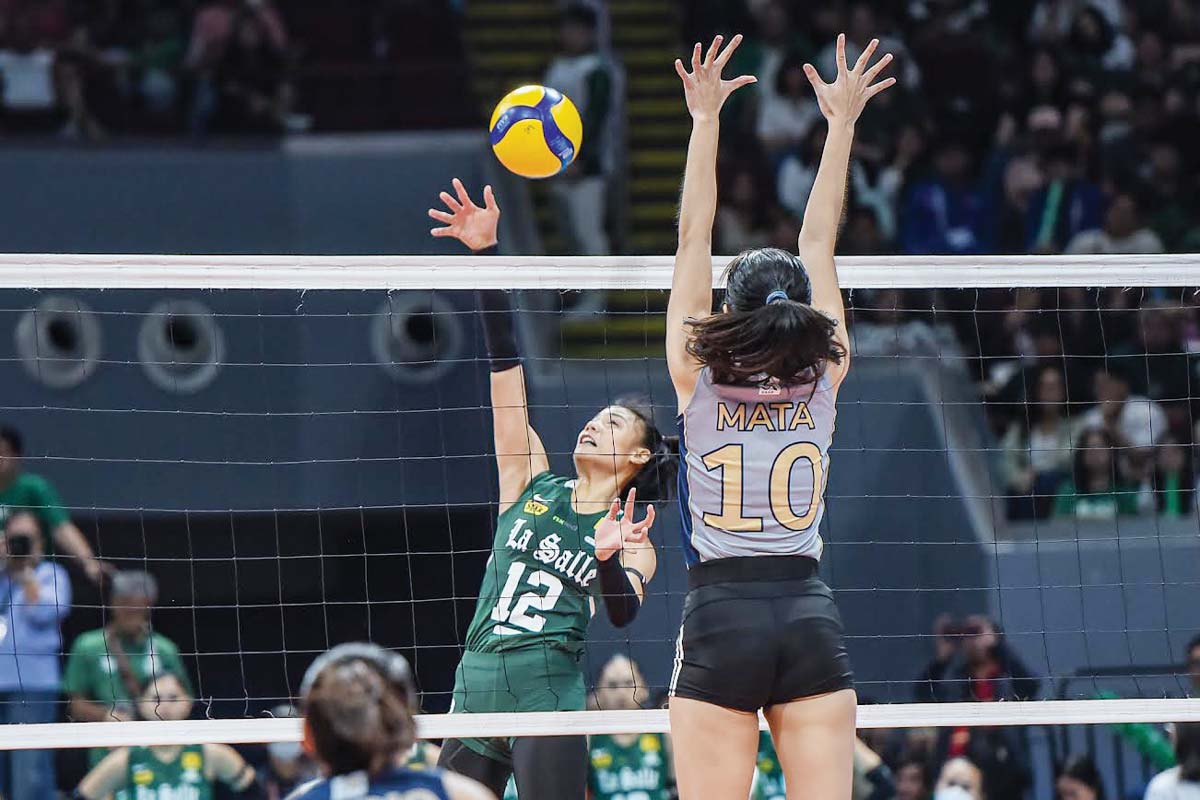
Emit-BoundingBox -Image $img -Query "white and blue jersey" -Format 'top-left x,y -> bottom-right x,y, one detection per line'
287,766 -> 451,800
676,368 -> 836,566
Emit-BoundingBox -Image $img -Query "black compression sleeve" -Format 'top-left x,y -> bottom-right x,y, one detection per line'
598,555 -> 641,628
473,247 -> 520,372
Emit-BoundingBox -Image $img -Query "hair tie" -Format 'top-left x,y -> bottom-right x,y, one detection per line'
765,290 -> 790,305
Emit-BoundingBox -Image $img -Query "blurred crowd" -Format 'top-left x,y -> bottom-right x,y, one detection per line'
697,0 -> 1200,257
0,0 -> 475,139
986,297 -> 1200,521
0,0 -> 300,138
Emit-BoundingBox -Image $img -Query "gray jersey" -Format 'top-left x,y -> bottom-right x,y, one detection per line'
676,368 -> 837,565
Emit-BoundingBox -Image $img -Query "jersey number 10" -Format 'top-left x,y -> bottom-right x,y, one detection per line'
700,442 -> 824,532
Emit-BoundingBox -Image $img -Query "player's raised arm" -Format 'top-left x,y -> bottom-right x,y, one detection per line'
797,34 -> 895,385
666,35 -> 756,410
429,180 -> 548,512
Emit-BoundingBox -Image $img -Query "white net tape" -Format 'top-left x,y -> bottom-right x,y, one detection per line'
1,253 -> 1197,289
6,699 -> 1200,750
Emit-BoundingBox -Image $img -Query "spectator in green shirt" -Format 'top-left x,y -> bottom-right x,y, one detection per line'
1052,427 -> 1142,519
0,425 -> 104,583
63,570 -> 191,765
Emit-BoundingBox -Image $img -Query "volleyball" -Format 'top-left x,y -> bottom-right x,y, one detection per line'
489,85 -> 583,180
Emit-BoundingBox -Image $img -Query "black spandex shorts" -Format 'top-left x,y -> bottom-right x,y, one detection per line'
669,555 -> 854,712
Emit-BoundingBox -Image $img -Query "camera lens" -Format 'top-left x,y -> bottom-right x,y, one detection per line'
6,535 -> 32,558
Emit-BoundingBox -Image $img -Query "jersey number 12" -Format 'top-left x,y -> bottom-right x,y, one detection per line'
491,562 -> 564,636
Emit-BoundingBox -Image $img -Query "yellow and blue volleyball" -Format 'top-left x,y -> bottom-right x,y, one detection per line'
489,85 -> 583,180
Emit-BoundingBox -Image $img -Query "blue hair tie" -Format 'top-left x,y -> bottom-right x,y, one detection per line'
765,290 -> 790,305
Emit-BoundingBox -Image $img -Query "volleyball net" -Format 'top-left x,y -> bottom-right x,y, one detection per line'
0,252 -> 1198,759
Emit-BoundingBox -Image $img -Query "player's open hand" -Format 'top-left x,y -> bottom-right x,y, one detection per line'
428,178 -> 500,252
804,34 -> 895,126
674,34 -> 756,123
594,488 -> 656,562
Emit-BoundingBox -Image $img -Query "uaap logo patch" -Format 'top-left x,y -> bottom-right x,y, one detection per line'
181,751 -> 202,771
592,749 -> 613,769
639,734 -> 661,753
132,767 -> 155,785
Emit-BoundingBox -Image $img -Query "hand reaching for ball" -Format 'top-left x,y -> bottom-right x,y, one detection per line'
428,178 -> 500,252
803,34 -> 896,127
674,34 -> 757,123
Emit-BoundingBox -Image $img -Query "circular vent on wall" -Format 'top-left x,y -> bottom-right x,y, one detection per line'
15,296 -> 102,389
138,300 -> 225,394
371,294 -> 463,383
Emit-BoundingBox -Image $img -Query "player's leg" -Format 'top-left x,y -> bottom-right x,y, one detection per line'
764,577 -> 857,800
668,564 -> 776,799
669,697 -> 760,800
764,689 -> 857,800
511,735 -> 588,800
438,738 -> 512,799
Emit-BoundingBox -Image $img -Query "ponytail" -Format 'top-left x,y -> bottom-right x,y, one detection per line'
686,300 -> 845,387
614,395 -> 678,504
686,247 -> 845,387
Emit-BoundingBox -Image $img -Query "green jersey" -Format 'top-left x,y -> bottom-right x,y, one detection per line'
752,732 -> 786,800
63,628 -> 192,768
464,472 -> 605,653
126,745 -> 211,800
589,733 -> 671,800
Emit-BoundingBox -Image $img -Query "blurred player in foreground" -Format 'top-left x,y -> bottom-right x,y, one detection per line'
288,642 -> 494,800
666,32 -> 894,800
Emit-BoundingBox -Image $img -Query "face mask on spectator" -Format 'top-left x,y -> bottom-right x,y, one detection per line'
268,740 -> 302,761
934,787 -> 975,800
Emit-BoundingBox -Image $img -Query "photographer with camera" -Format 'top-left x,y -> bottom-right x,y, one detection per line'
0,425 -> 106,585
0,510 -> 71,799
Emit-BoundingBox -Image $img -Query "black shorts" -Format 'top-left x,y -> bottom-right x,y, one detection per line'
669,555 -> 854,712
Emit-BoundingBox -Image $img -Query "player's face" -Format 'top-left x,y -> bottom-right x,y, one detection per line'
138,675 -> 193,722
573,407 -> 649,476
594,657 -> 645,710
